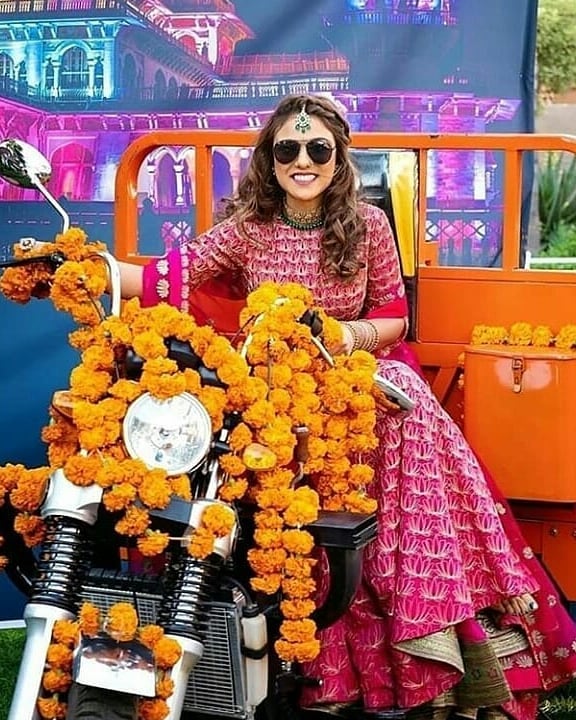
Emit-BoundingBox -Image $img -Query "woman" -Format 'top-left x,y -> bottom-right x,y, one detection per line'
118,94 -> 576,719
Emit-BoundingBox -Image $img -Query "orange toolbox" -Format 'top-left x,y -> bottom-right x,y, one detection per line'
463,345 -> 576,503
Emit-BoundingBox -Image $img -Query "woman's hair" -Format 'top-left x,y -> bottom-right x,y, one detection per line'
226,94 -> 366,279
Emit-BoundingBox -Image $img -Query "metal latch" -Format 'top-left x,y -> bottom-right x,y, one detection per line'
512,356 -> 525,393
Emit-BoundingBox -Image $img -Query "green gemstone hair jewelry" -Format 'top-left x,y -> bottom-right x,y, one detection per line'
294,106 -> 312,134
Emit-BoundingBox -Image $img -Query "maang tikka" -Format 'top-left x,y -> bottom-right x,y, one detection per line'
294,106 -> 312,134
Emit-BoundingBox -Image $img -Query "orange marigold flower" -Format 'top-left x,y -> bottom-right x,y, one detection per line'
138,698 -> 170,720
282,529 -> 314,555
46,643 -> 73,671
154,636 -> 182,669
37,696 -> 67,719
141,368 -> 187,400
280,598 -> 317,620
182,368 -> 202,395
255,488 -> 293,511
280,618 -> 317,643
253,528 -> 283,549
242,400 -> 276,429
79,603 -> 101,637
508,321 -> 533,346
64,454 -> 103,487
347,464 -> 375,488
132,330 -> 169,360
115,506 -> 151,537
322,496 -> 345,511
284,486 -> 320,527
248,547 -> 287,574
14,513 -> 45,546
98,397 -> 128,421
103,483 -> 137,512
219,453 -> 247,477
188,528 -> 215,559
81,345 -> 116,371
201,503 -> 236,536
254,508 -> 284,529
48,441 -> 78,468
250,573 -> 282,595
155,675 -> 175,700
139,624 -> 165,649
9,467 -> 50,511
105,602 -> 139,642
170,474 -> 192,500
532,325 -> 554,347
52,619 -> 79,647
138,471 -> 172,509
284,556 -> 317,579
344,492 -> 378,514
42,414 -> 78,444
281,576 -> 317,599
69,327 -> 97,351
109,379 -> 143,403
219,478 -> 249,502
70,366 -> 112,402
137,531 -> 170,557
42,668 -> 72,694
556,324 -> 576,350
274,637 -> 321,663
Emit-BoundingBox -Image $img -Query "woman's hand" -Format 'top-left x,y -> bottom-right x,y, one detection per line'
330,322 -> 356,356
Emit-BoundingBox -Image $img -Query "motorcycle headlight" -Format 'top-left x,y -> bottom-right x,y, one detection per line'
122,392 -> 212,476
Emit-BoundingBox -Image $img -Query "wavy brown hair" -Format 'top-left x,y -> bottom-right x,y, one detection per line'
225,94 -> 366,279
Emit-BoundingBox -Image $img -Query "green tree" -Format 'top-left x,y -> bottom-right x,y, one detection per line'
537,0 -> 576,96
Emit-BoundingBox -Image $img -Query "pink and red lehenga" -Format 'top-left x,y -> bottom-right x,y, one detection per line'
142,202 -> 576,719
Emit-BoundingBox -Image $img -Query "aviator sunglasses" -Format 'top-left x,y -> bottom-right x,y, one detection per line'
273,138 -> 335,165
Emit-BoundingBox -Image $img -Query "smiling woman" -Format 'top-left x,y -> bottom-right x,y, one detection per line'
109,93 -> 576,719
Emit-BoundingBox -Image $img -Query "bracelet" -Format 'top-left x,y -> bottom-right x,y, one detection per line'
363,320 -> 380,353
343,321 -> 361,352
343,320 -> 380,353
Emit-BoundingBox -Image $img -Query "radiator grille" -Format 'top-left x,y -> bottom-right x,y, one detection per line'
81,579 -> 247,718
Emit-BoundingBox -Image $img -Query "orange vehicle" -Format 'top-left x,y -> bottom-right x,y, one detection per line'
115,129 -> 576,607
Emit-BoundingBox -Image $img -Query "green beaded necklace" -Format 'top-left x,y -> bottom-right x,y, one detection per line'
280,204 -> 324,231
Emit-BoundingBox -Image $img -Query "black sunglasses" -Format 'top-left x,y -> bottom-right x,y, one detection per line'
273,139 -> 335,165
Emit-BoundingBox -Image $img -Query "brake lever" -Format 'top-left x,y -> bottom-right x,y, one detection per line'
0,250 -> 66,270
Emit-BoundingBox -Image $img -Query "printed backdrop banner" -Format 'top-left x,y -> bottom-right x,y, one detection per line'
0,0 -> 537,616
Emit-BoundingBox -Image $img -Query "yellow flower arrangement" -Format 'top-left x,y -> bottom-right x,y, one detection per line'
37,601 -> 182,720
471,322 -> 576,350
0,229 -> 380,663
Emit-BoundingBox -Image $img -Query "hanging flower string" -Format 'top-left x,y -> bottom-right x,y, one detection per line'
0,228 -> 380,665
36,601 -> 182,720
471,321 -> 576,349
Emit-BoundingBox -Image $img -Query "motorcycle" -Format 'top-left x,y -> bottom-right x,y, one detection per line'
0,140 -> 412,720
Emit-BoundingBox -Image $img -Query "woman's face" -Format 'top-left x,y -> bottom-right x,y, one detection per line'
272,113 -> 337,212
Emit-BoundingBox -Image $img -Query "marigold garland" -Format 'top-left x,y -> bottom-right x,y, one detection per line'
37,602 -> 182,720
0,229 -> 381,663
471,322 -> 576,350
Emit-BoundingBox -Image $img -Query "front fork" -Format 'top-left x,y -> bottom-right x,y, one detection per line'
155,498 -> 237,720
8,469 -> 102,720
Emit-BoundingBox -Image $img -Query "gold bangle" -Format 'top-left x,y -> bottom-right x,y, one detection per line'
363,320 -> 380,353
343,321 -> 360,352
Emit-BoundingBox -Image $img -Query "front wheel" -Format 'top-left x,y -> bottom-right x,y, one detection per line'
65,683 -> 138,720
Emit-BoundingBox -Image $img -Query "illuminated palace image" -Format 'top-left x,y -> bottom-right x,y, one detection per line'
0,0 -> 528,265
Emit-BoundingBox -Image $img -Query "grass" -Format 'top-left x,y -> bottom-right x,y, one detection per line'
0,628 -> 25,720
0,627 -> 575,719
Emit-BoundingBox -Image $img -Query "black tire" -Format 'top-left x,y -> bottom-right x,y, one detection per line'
65,683 -> 138,720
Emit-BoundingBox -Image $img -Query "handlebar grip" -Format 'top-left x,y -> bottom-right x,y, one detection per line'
293,425 -> 310,464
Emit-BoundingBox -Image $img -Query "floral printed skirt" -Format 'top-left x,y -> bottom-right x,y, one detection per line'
301,360 -> 576,720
